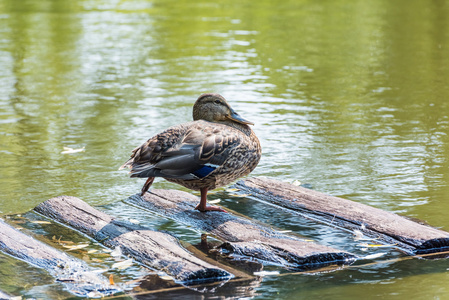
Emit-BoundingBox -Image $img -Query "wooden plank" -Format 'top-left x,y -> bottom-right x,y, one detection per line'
126,189 -> 357,271
236,177 -> 449,255
0,219 -> 119,297
34,196 -> 232,284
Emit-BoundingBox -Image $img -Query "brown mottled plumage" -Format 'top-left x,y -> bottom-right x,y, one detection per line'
120,93 -> 261,212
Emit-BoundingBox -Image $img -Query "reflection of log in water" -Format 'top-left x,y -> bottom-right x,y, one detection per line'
132,274 -> 261,299
126,189 -> 357,271
0,219 -> 118,297
34,196 -> 232,284
236,177 -> 449,255
187,235 -> 265,275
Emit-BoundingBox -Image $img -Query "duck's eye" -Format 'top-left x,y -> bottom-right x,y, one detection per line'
214,99 -> 221,104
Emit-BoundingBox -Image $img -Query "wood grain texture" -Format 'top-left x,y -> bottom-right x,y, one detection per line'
0,219 -> 118,297
126,189 -> 356,271
236,177 -> 449,254
34,196 -> 231,284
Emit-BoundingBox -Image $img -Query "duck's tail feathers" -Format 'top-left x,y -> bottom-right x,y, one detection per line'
118,159 -> 133,170
119,146 -> 142,170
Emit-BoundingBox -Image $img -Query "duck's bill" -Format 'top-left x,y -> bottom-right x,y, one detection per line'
227,109 -> 254,125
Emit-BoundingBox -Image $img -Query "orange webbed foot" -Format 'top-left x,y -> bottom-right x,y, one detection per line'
195,204 -> 227,213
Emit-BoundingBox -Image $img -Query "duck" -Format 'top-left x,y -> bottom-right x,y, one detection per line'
119,93 -> 262,212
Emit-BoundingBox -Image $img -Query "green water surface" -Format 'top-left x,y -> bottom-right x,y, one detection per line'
1,0 -> 449,299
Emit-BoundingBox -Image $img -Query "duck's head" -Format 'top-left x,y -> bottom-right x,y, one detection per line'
193,93 -> 254,125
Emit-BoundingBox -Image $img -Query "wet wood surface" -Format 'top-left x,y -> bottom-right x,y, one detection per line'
0,218 -> 118,297
34,195 -> 232,284
126,189 -> 357,271
236,177 -> 449,254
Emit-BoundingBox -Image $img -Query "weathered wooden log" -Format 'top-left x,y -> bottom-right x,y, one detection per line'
0,219 -> 119,297
236,177 -> 449,255
34,196 -> 232,284
126,190 -> 357,271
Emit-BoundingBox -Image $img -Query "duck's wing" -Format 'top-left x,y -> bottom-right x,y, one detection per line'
119,123 -> 190,177
120,122 -> 242,180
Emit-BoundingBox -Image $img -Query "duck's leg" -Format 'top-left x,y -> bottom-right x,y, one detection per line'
140,177 -> 155,196
195,187 -> 227,212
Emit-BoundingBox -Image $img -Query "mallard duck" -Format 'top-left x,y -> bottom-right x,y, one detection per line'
120,93 -> 262,212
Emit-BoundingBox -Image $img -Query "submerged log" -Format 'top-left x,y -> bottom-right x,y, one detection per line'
0,219 -> 119,297
126,190 -> 357,271
236,177 -> 449,255
34,196 -> 232,284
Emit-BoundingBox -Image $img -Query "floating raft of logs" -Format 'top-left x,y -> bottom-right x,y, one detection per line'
1,176 -> 448,297
126,190 -> 356,270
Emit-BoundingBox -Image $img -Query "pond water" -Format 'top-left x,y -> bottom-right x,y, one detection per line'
1,0 -> 449,299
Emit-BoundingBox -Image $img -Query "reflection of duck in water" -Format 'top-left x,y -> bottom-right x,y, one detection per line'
120,93 -> 261,212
